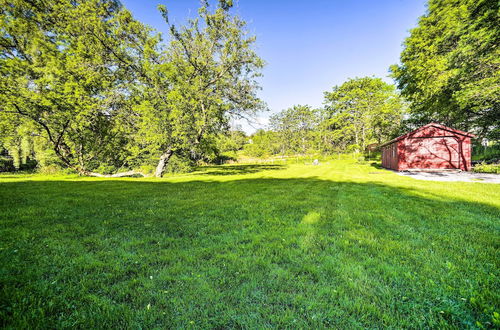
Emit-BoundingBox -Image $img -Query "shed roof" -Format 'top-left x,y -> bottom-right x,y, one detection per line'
380,123 -> 476,147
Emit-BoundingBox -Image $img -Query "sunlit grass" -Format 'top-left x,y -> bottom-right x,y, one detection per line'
1,160 -> 499,327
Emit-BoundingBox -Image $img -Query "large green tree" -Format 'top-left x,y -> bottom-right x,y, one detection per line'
391,0 -> 499,139
269,105 -> 320,155
323,77 -> 405,152
0,0 -> 155,175
134,0 -> 265,177
243,129 -> 280,157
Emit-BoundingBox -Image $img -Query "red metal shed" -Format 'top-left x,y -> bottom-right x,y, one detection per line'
381,123 -> 475,171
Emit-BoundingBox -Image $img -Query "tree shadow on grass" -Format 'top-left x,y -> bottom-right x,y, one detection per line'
369,162 -> 384,170
194,164 -> 286,176
0,176 -> 499,328
0,175 -> 27,179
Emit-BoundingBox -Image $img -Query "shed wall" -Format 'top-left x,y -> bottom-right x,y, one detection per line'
381,142 -> 398,170
381,124 -> 474,171
397,136 -> 472,171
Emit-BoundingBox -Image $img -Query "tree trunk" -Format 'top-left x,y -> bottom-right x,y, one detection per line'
155,149 -> 174,178
361,125 -> 366,151
354,130 -> 359,152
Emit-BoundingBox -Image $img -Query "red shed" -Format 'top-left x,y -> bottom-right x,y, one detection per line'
381,123 -> 475,171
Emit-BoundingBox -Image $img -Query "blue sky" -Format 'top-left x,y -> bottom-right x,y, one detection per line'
122,0 -> 427,133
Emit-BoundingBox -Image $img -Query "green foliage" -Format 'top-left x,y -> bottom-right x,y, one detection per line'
0,0 -> 155,174
472,142 -> 500,162
208,130 -> 248,163
134,1 -> 265,176
2,0 -> 495,173
1,161 -> 499,327
243,143 -> 265,158
163,154 -> 196,174
473,163 -> 500,174
269,105 -> 320,155
0,156 -> 14,172
0,0 -> 264,176
323,77 -> 406,152
32,137 -> 62,172
241,79 -> 404,158
391,0 -> 500,139
36,164 -> 64,175
215,130 -> 248,154
243,129 -> 281,157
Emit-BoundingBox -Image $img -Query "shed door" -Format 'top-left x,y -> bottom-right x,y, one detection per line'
406,137 -> 460,169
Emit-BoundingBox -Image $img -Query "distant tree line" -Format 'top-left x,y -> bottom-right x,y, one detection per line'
243,77 -> 406,157
1,0 -> 498,174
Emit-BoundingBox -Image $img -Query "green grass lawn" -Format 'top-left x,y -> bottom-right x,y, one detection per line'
1,161 -> 499,328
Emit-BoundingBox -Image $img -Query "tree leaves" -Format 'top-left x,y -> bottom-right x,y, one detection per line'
391,0 -> 499,139
136,1 -> 265,176
0,0 -> 155,173
323,77 -> 405,151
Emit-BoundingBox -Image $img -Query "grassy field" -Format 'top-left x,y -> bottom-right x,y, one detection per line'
1,160 -> 499,328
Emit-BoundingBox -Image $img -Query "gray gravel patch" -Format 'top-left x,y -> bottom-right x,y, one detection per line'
395,171 -> 500,183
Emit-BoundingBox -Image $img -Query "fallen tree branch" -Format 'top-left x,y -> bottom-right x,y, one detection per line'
85,170 -> 147,178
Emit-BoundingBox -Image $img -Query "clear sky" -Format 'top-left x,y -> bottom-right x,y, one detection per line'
121,0 -> 427,133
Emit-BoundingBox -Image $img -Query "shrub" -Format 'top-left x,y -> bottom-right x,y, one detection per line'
164,154 -> 196,174
0,156 -> 15,172
243,143 -> 266,158
473,162 -> 500,174
473,143 -> 500,163
137,165 -> 156,176
92,164 -> 122,175
37,164 -> 64,175
212,151 -> 237,165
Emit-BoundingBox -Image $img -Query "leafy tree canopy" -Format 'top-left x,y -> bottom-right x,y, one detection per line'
269,105 -> 320,155
133,0 -> 266,177
0,0 -> 265,176
323,77 -> 405,151
0,0 -> 156,174
391,0 -> 499,139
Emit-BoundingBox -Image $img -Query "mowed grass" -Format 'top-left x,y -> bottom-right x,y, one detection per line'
0,161 -> 499,328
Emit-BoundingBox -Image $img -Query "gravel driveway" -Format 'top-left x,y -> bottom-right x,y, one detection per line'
396,170 -> 500,183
